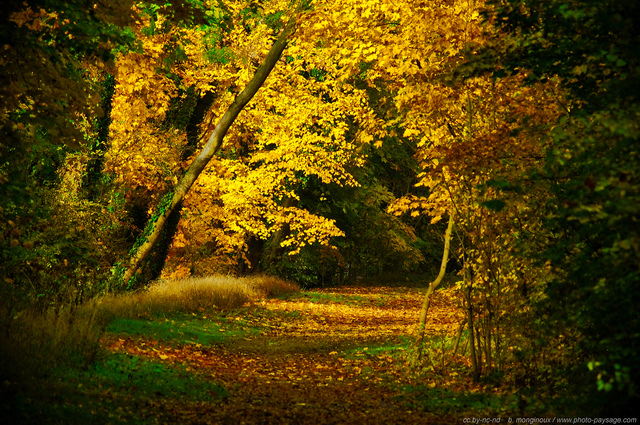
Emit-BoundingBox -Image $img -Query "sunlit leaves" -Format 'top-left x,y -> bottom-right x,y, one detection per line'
101,286 -> 469,422
104,0 -> 390,275
315,0 -> 563,377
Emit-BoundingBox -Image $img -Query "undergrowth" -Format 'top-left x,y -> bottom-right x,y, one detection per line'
0,274 -> 298,423
0,304 -> 104,383
396,385 -> 518,417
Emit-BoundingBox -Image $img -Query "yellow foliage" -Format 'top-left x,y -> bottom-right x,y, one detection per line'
105,0 -> 560,299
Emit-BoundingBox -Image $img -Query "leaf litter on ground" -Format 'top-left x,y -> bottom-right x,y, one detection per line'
96,285 -> 513,424
8,285 -> 518,424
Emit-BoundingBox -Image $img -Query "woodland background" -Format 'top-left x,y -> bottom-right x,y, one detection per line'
0,0 -> 638,417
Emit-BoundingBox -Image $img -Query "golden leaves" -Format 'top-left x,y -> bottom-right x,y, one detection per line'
300,1 -> 561,332
107,0 -> 554,278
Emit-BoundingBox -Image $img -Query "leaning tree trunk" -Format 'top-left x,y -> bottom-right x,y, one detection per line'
411,213 -> 454,367
121,20 -> 297,287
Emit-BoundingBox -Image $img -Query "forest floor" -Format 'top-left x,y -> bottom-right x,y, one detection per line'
9,286 -> 523,424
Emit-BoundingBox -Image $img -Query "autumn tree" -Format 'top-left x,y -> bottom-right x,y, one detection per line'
471,0 -> 640,413
296,0 -> 569,384
0,0 -> 221,304
107,0 -> 428,289
110,0 -> 327,287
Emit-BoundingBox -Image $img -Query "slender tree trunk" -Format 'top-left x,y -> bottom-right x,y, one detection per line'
466,268 -> 480,381
451,318 -> 467,356
411,213 -> 454,366
485,305 -> 492,372
496,316 -> 502,371
121,20 -> 297,286
476,325 -> 483,376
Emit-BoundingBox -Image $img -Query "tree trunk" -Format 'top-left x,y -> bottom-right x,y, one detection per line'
466,270 -> 480,381
265,196 -> 298,266
146,200 -> 183,282
451,318 -> 467,356
475,325 -> 483,377
411,213 -> 454,366
183,90 -> 216,161
485,306 -> 492,372
121,20 -> 297,287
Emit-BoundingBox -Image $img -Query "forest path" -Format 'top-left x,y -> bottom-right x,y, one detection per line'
102,286 -> 465,424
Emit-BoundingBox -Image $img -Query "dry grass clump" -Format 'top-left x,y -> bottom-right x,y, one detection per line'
245,275 -> 301,298
96,274 -> 300,319
0,304 -> 104,384
0,274 -> 298,391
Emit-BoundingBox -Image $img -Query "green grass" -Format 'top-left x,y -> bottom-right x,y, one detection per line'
339,337 -> 413,360
0,274 -> 296,424
397,385 -> 518,416
105,312 -> 261,346
4,386 -> 136,425
4,352 -> 228,425
78,352 -> 228,401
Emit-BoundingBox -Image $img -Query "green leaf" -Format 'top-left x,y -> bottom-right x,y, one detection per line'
481,199 -> 506,212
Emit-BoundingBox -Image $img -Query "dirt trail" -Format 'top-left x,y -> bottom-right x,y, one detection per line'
103,286 -> 464,424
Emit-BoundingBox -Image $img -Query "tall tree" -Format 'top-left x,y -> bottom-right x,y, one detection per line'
111,0 -> 396,285
121,9 -> 298,286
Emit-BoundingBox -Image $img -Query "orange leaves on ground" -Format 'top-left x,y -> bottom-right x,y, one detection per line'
259,288 -> 421,340
102,286 -> 465,424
